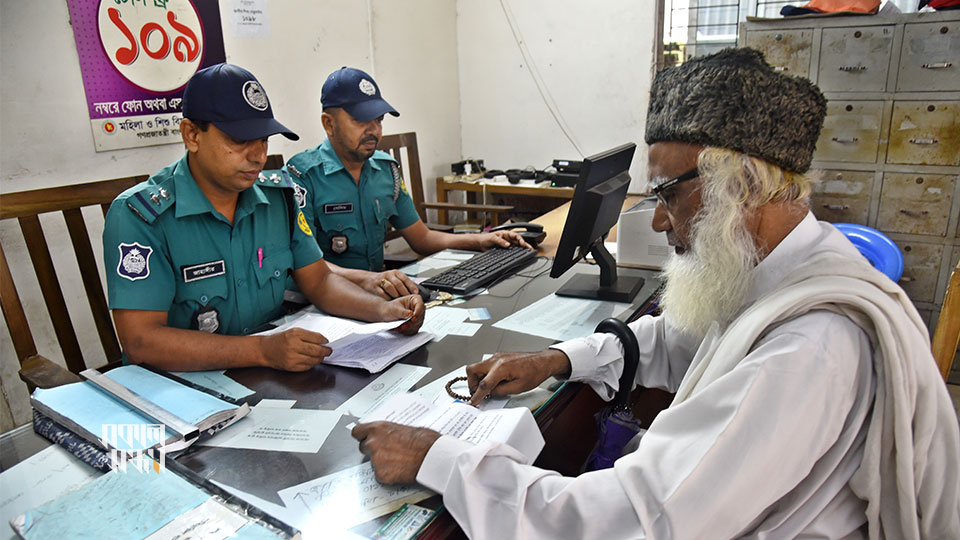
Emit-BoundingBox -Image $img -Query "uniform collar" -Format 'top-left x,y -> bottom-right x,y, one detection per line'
318,138 -> 386,175
174,154 -> 269,220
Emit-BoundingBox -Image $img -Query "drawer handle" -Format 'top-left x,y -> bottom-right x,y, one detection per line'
899,209 -> 929,217
921,62 -> 953,69
831,136 -> 859,143
908,138 -> 939,145
838,65 -> 867,72
823,204 -> 850,211
773,66 -> 789,72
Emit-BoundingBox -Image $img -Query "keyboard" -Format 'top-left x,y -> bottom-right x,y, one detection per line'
421,246 -> 537,294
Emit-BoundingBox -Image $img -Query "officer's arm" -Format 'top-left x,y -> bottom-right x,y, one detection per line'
292,260 -> 424,332
400,220 -> 517,255
113,309 -> 332,372
324,261 -> 419,299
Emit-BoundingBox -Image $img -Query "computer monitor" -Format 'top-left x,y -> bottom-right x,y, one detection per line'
550,142 -> 644,302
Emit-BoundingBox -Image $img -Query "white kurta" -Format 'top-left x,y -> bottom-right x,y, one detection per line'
416,213 -> 957,539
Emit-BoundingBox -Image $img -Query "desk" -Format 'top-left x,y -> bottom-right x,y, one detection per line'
2,261 -> 662,539
435,175 -> 574,225
533,195 -> 643,258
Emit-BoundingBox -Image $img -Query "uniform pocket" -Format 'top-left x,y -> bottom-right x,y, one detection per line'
173,273 -> 228,307
254,247 -> 293,287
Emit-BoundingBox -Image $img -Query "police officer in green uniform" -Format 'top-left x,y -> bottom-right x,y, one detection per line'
287,67 -> 531,300
103,63 -> 424,373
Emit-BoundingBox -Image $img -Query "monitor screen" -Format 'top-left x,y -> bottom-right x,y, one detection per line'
549,142 -> 644,302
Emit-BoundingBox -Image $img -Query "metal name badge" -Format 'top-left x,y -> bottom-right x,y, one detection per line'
331,234 -> 348,254
195,307 -> 220,334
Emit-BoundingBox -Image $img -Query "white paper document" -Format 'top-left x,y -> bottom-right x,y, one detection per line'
0,445 -> 102,540
493,293 -> 630,342
398,257 -> 458,276
255,310 -> 433,372
277,462 -> 432,532
421,306 -> 481,341
413,365 -> 508,411
335,363 -> 432,418
431,250 -> 475,261
361,393 -> 544,463
198,407 -> 340,453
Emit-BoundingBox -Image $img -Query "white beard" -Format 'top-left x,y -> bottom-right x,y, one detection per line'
658,200 -> 759,340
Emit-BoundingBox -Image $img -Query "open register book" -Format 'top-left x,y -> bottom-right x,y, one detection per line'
360,392 -> 545,463
30,365 -> 250,455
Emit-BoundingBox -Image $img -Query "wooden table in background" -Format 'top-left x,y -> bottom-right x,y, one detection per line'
435,175 -> 575,225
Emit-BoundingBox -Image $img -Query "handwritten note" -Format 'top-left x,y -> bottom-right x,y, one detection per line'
277,463 -> 432,531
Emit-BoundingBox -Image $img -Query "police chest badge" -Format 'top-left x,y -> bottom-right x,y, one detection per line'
331,234 -> 348,254
194,307 -> 220,334
117,242 -> 152,281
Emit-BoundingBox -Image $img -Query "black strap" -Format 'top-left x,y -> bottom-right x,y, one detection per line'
594,318 -> 640,411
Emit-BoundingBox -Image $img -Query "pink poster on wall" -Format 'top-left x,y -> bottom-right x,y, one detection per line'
66,0 -> 226,152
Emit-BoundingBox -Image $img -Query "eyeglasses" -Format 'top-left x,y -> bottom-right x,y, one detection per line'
651,167 -> 699,206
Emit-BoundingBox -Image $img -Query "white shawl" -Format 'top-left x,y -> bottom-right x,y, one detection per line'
672,251 -> 960,539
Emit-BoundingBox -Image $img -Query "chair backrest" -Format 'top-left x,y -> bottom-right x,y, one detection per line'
0,175 -> 146,378
932,260 -> 960,381
377,132 -> 427,221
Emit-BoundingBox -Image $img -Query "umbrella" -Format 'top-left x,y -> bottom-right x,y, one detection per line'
583,317 -> 643,472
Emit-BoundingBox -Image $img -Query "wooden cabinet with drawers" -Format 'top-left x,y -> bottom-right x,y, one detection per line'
742,11 -> 960,378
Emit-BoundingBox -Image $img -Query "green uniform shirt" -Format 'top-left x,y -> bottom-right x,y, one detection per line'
287,139 -> 420,271
103,154 -> 323,336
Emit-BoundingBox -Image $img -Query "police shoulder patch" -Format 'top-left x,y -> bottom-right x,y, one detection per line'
297,211 -> 313,236
117,242 -> 152,281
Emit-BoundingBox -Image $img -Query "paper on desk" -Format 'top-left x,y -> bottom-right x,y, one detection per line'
493,293 -> 630,342
335,363 -> 431,418
431,250 -> 475,261
413,365 -> 508,411
198,407 -> 340,453
255,399 -> 296,409
257,312 -> 405,346
324,331 -> 434,373
169,370 -> 255,400
421,306 -> 480,341
0,444 -> 103,540
277,462 -> 432,532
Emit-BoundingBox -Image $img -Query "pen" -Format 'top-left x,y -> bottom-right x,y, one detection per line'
257,248 -> 263,268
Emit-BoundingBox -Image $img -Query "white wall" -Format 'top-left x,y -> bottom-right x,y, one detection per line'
456,0 -> 656,191
0,0 -> 461,428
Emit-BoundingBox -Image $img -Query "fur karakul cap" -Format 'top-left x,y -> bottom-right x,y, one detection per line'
645,48 -> 827,173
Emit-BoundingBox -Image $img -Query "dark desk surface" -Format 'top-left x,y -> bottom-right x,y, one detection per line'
2,260 -> 662,539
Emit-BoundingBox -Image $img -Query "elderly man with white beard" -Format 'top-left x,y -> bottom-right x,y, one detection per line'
352,48 -> 960,539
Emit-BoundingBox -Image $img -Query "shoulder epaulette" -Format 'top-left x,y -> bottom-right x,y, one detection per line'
286,147 -> 325,178
126,178 -> 175,224
257,169 -> 293,189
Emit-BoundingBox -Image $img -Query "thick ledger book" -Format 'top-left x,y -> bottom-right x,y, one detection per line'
360,393 -> 545,463
9,463 -> 300,539
30,365 -> 250,455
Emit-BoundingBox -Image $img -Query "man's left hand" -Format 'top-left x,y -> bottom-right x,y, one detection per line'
365,269 -> 419,300
352,421 -> 441,484
479,230 -> 533,250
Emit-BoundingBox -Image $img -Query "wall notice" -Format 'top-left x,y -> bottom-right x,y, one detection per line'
66,0 -> 227,152
229,0 -> 270,38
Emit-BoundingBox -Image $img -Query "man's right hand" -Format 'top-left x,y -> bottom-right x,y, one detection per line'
466,349 -> 571,407
258,327 -> 331,371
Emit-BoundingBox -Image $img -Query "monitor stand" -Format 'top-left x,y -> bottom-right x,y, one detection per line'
555,240 -> 645,303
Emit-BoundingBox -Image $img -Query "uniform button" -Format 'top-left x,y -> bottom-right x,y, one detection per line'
273,270 -> 281,277
237,279 -> 243,287
243,327 -> 250,334
200,295 -> 208,303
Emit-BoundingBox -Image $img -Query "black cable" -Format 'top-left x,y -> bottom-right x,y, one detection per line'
484,256 -> 552,298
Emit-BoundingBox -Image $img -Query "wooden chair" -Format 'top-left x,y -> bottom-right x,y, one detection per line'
377,132 -> 514,237
932,260 -> 960,381
1,176 -> 147,390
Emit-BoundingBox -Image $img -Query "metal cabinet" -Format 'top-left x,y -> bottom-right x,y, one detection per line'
742,10 -> 960,378
744,29 -> 814,78
877,173 -> 955,236
815,101 -> 884,163
897,21 -> 960,92
811,170 -> 874,224
817,26 -> 894,92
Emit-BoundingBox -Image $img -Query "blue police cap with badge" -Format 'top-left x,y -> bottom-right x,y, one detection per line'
320,67 -> 399,123
182,63 -> 299,141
